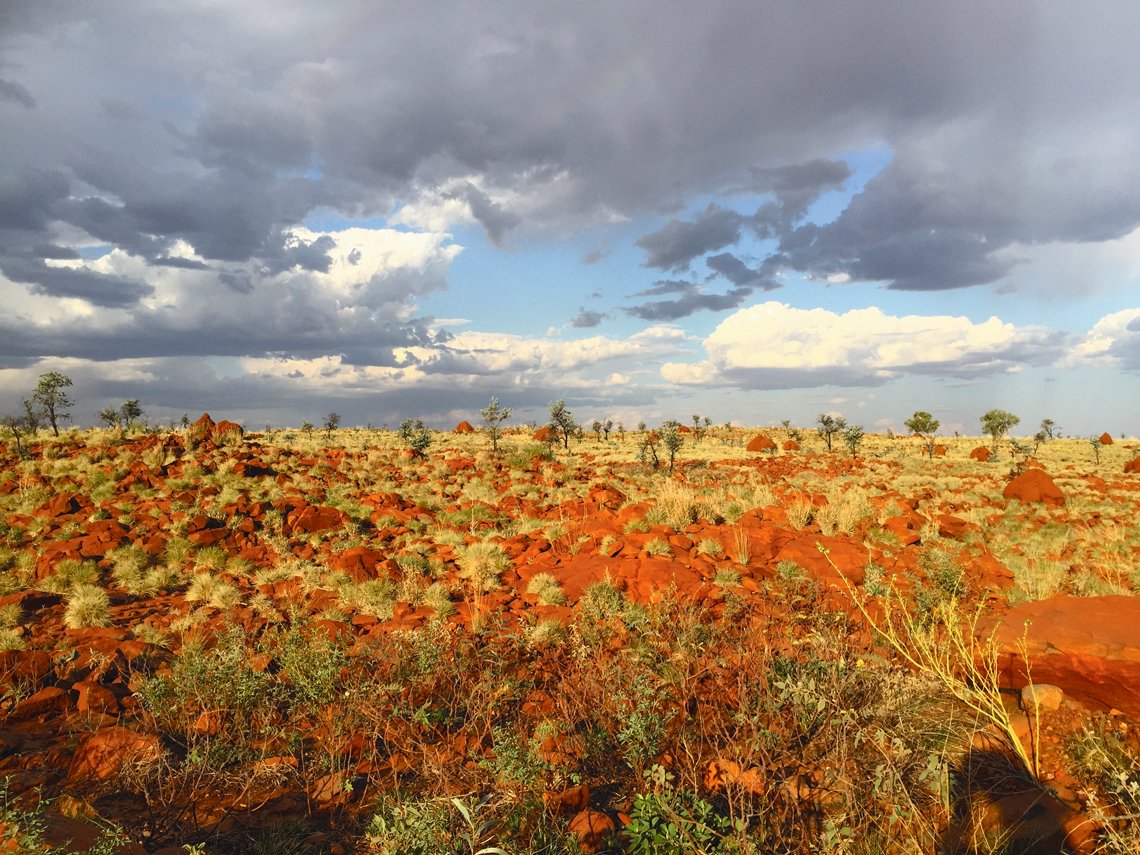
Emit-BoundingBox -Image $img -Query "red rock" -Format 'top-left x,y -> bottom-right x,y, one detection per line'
936,514 -> 974,539
782,440 -> 799,451
969,446 -> 991,462
988,595 -> 1140,716
214,419 -> 244,440
40,492 -> 82,518
1002,469 -> 1065,506
0,648 -> 55,689
11,686 -> 70,720
1098,432 -> 1113,445
287,504 -> 349,534
882,514 -> 923,546
543,784 -> 590,816
67,727 -> 162,783
188,413 -> 216,445
533,426 -> 554,442
1124,456 -> 1140,474
453,420 -> 475,434
932,444 -> 947,457
568,809 -> 615,853
773,534 -> 867,586
746,434 -> 777,453
74,680 -> 120,714
328,546 -> 389,582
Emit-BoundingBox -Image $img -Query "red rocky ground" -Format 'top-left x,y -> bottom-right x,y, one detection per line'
0,419 -> 1138,852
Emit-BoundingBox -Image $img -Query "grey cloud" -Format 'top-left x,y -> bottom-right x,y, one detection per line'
0,257 -> 153,307
33,243 -> 80,260
218,272 -> 254,293
631,279 -> 697,298
1127,317 -> 1140,333
0,78 -> 35,109
705,252 -> 777,291
153,256 -> 210,270
569,308 -> 605,328
262,232 -> 336,275
636,204 -> 744,271
446,182 -> 521,246
716,365 -> 894,391
582,248 -> 609,265
0,170 -> 69,231
625,285 -> 752,321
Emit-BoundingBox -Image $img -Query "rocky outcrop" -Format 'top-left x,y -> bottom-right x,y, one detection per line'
989,595 -> 1140,716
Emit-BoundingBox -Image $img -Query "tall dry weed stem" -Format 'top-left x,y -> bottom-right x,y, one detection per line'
821,543 -> 1039,775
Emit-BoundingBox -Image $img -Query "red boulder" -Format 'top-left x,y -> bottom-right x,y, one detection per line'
969,446 -> 991,462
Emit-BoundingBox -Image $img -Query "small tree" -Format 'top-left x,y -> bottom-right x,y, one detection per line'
842,425 -> 865,458
22,399 -> 42,432
1089,435 -> 1102,465
904,411 -> 940,459
480,396 -> 512,453
661,420 -> 684,474
548,400 -> 577,451
638,431 -> 661,470
32,371 -> 73,437
120,399 -> 143,432
1040,418 -> 1060,440
301,421 -> 314,437
1,413 -> 32,452
603,419 -> 613,442
400,418 -> 432,456
323,412 -> 340,437
816,413 -> 847,452
591,419 -> 603,442
637,420 -> 647,433
980,409 -> 1020,450
98,407 -> 120,430
617,422 -> 625,442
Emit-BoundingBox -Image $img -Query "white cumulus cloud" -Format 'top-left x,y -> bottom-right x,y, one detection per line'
661,302 -> 1063,389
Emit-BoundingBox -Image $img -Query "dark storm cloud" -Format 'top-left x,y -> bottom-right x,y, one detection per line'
569,308 -> 605,328
0,79 -> 35,109
636,204 -> 744,272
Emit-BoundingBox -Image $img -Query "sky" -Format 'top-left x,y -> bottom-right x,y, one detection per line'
1,2 -> 1139,437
